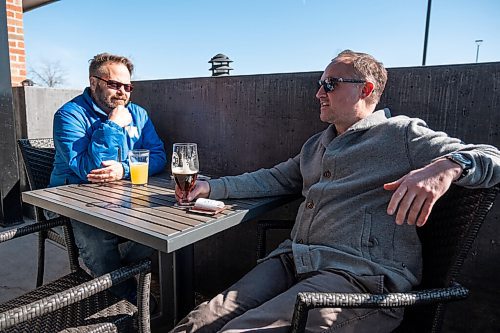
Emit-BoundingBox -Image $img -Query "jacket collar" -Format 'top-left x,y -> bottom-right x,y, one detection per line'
347,108 -> 390,132
320,108 -> 390,147
82,87 -> 108,119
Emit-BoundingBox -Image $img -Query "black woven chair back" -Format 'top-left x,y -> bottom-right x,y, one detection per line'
18,138 -> 56,191
397,184 -> 500,332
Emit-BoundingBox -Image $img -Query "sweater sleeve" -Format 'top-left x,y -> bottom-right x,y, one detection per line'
208,155 -> 303,199
405,118 -> 500,188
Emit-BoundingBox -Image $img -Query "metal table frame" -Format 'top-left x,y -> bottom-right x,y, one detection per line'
22,176 -> 296,329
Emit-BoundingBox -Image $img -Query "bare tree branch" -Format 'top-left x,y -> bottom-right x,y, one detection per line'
28,60 -> 67,87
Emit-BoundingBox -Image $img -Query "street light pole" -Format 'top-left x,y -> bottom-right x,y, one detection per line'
475,39 -> 483,63
422,0 -> 432,66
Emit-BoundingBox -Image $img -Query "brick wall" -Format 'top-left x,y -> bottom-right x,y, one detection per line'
5,0 -> 25,86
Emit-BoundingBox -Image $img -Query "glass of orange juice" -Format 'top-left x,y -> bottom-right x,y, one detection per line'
128,149 -> 149,185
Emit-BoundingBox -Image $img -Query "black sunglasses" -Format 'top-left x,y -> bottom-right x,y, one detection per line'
318,77 -> 366,93
93,76 -> 134,92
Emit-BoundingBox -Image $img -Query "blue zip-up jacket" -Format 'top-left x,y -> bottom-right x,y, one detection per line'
50,88 -> 167,187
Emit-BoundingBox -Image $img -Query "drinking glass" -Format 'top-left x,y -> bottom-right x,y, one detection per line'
128,149 -> 149,185
172,143 -> 199,205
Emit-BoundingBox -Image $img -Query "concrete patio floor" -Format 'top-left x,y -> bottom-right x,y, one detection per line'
0,219 -> 168,332
0,218 -> 70,304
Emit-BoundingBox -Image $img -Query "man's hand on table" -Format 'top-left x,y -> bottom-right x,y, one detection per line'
87,160 -> 125,183
175,180 -> 210,204
384,158 -> 462,227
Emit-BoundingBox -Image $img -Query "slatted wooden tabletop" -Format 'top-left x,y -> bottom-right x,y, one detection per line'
22,175 -> 294,253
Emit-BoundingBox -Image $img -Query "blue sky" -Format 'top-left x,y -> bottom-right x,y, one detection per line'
23,0 -> 500,89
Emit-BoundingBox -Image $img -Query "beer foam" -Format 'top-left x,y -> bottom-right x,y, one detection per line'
172,163 -> 197,174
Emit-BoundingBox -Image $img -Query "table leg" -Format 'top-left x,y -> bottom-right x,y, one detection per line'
152,252 -> 175,330
152,246 -> 195,330
174,244 -> 195,319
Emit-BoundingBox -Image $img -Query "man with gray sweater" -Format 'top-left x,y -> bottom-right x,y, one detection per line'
171,50 -> 500,332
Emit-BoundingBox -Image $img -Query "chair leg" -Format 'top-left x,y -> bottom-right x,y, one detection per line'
62,218 -> 80,271
431,303 -> 446,333
36,230 -> 47,287
137,270 -> 152,333
256,223 -> 268,259
290,293 -> 310,333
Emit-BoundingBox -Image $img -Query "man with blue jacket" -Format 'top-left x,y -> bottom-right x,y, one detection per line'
50,53 -> 166,301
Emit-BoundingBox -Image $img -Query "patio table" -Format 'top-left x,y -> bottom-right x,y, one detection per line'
21,174 -> 297,329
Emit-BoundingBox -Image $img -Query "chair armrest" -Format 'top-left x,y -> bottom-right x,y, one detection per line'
0,217 -> 69,243
58,322 -> 118,333
290,282 -> 468,333
0,259 -> 151,333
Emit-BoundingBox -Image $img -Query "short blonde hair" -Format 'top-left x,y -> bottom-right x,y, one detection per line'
333,50 -> 387,105
89,53 -> 134,77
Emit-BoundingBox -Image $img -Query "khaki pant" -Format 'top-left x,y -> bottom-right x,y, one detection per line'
171,253 -> 403,333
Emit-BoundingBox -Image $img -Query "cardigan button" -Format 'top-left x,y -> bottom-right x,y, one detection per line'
368,236 -> 379,247
323,170 -> 331,178
306,201 -> 314,209
297,239 -> 304,244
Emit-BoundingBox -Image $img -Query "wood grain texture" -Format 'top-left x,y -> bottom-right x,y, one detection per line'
22,177 -> 293,254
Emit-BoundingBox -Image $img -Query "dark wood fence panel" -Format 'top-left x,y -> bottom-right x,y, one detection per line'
133,73 -> 327,176
380,62 -> 500,146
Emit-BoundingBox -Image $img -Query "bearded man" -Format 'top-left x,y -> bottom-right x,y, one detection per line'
49,53 -> 166,301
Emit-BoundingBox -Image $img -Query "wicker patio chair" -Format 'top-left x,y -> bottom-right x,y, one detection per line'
256,220 -> 295,259
256,185 -> 499,332
0,219 -> 151,333
286,184 -> 500,333
17,138 -> 71,287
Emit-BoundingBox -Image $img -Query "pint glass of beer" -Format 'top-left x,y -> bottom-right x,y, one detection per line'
172,143 -> 199,205
128,149 -> 149,185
